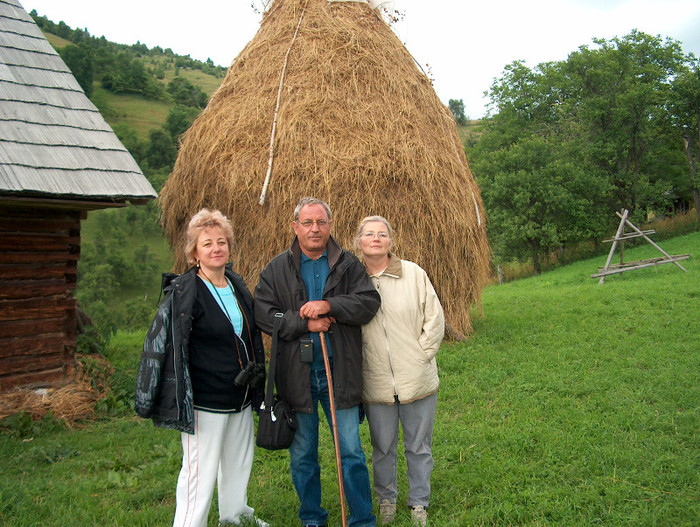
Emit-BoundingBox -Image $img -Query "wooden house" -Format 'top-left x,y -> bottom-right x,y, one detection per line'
0,0 -> 157,390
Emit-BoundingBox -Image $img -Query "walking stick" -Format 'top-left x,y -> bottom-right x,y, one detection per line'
319,330 -> 348,527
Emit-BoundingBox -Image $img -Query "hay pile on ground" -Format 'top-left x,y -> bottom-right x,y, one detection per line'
159,0 -> 490,336
0,354 -> 112,425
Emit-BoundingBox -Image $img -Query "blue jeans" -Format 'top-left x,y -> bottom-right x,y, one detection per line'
289,365 -> 376,527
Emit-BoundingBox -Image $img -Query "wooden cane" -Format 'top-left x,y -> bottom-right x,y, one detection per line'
319,330 -> 348,527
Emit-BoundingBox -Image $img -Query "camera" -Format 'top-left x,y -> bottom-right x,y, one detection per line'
234,361 -> 265,388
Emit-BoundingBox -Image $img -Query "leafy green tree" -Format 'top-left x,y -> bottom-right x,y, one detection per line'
474,135 -> 608,272
112,124 -> 146,165
562,30 -> 687,219
670,59 -> 700,219
448,99 -> 468,125
474,30 -> 696,267
77,262 -> 119,304
145,128 -> 177,169
60,43 -> 94,96
164,105 -> 200,141
167,77 -> 208,108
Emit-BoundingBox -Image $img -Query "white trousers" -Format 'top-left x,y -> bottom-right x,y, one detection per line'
173,408 -> 255,527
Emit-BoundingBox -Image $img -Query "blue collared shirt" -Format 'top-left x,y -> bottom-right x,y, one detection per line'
300,250 -> 333,369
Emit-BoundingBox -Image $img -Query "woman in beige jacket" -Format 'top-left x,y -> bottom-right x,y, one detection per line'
355,216 -> 445,527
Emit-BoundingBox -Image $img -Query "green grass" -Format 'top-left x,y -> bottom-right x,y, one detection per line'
1,233 -> 698,526
91,85 -> 172,139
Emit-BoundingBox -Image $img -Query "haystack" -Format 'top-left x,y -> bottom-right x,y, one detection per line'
159,0 -> 490,337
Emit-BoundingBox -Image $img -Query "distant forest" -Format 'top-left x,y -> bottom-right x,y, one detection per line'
30,10 -> 220,183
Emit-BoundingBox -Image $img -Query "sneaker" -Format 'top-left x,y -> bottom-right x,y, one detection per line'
410,505 -> 427,527
228,516 -> 270,527
379,499 -> 396,524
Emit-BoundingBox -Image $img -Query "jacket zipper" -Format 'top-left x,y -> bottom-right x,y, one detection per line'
373,275 -> 397,397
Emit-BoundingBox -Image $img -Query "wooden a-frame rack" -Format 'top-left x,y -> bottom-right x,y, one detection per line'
591,209 -> 690,284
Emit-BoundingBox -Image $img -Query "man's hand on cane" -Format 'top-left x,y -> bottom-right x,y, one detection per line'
300,301 -> 335,331
299,300 -> 331,320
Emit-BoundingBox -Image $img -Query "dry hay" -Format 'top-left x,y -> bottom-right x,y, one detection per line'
159,0 -> 490,336
0,354 -> 113,425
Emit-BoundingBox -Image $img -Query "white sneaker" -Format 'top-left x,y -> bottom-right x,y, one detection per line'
411,505 -> 427,527
222,516 -> 270,527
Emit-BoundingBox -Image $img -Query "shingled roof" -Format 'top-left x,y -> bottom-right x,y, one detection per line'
0,0 -> 156,206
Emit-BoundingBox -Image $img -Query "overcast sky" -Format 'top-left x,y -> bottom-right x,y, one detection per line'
22,0 -> 700,118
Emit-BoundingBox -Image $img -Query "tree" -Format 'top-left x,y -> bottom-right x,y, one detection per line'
167,77 -> 208,108
60,43 -> 94,96
473,30 -> 696,267
145,128 -> 177,170
670,59 -> 700,219
562,31 -> 688,219
473,135 -> 608,272
164,105 -> 200,141
448,98 -> 468,126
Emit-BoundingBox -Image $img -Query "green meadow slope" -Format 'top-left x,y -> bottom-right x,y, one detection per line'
1,232 -> 697,525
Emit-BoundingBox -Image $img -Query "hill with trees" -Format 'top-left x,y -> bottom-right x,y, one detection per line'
30,11 -> 700,337
30,9 -> 226,335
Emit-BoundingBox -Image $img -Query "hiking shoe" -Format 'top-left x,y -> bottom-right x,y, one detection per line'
379,499 -> 396,524
410,505 -> 427,527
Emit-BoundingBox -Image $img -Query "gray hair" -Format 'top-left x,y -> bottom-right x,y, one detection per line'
355,215 -> 395,251
293,197 -> 332,221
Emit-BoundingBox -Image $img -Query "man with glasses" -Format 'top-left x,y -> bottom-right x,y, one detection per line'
255,197 -> 380,527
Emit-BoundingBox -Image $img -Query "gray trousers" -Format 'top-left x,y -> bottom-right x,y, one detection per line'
364,392 -> 437,507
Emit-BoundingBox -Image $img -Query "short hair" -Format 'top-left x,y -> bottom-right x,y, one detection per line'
293,197 -> 332,221
355,215 -> 395,251
184,208 -> 235,266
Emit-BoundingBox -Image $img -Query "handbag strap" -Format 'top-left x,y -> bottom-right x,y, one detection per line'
264,312 -> 284,407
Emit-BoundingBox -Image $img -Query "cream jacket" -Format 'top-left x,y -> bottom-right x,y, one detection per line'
361,254 -> 445,404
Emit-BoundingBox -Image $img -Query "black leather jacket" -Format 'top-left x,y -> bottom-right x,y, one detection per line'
254,236 -> 380,413
135,266 -> 265,433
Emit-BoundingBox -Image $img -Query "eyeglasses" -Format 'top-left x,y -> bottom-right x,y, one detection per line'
298,219 -> 330,228
362,231 -> 389,239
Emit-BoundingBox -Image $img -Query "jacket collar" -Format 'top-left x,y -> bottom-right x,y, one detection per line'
366,253 -> 402,278
290,235 -> 342,270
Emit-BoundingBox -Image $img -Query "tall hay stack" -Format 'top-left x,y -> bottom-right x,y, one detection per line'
159,0 -> 490,337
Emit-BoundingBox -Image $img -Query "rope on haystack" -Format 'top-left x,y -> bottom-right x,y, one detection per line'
472,191 -> 481,227
259,0 -> 310,206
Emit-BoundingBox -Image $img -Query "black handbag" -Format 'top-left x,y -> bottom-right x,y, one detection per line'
256,313 -> 297,450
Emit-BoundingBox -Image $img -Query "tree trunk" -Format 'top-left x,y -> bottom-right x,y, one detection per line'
532,250 -> 541,275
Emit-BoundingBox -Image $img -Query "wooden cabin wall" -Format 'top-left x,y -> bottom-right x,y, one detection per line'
0,204 -> 83,390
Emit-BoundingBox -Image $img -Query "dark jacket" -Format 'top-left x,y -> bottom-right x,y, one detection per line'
254,236 -> 381,413
135,266 -> 265,433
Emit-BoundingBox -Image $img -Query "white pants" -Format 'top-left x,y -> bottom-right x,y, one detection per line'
173,408 -> 255,527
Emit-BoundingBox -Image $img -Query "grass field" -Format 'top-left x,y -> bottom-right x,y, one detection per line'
1,233 -> 698,526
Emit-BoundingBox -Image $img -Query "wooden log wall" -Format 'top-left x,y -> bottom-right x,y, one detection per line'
0,204 -> 84,390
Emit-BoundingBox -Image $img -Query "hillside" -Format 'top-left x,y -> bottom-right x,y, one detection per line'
39,30 -> 224,138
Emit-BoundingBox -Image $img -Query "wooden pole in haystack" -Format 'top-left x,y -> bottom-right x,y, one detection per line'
319,330 -> 347,527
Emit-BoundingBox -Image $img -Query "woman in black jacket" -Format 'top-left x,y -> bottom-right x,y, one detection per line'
135,208 -> 268,527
